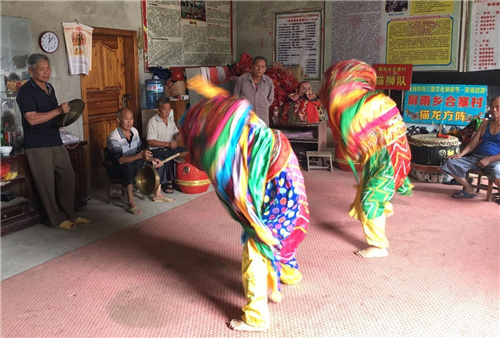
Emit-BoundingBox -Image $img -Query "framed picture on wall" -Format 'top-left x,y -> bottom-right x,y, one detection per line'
181,1 -> 206,21
141,0 -> 233,70
274,9 -> 323,81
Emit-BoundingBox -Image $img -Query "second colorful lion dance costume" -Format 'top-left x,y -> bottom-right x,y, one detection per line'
180,76 -> 309,329
320,60 -> 413,251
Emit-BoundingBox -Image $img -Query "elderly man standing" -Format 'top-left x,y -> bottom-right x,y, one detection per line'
233,56 -> 274,126
16,53 -> 91,230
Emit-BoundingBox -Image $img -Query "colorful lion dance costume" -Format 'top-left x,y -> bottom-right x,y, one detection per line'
320,60 -> 413,256
180,76 -> 309,330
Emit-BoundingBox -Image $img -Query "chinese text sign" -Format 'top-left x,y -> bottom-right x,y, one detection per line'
403,84 -> 488,126
275,10 -> 322,80
373,63 -> 413,90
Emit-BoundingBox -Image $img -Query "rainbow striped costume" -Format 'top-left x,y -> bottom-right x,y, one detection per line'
180,76 -> 309,328
320,60 -> 412,249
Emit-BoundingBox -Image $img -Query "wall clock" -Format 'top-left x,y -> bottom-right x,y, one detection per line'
38,31 -> 59,53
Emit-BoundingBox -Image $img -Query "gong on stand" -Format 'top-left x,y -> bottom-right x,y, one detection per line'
135,152 -> 181,195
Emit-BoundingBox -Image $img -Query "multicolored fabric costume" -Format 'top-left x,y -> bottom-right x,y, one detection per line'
320,60 -> 412,249
180,76 -> 309,328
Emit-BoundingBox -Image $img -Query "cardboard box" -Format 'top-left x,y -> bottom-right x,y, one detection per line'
166,81 -> 186,97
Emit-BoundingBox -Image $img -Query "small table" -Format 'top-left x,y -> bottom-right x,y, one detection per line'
306,151 -> 333,171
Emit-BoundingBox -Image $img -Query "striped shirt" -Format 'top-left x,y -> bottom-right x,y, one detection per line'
107,126 -> 142,160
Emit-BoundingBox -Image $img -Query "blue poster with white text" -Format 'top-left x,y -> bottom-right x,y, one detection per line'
403,84 -> 488,126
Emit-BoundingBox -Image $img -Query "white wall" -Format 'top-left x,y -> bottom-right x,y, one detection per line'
233,0 -> 326,93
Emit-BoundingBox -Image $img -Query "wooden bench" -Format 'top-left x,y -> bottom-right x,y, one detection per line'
466,169 -> 495,202
306,151 -> 333,172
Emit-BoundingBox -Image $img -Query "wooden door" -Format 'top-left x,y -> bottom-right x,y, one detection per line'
80,28 -> 139,185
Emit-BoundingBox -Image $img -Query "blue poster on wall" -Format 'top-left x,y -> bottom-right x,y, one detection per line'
403,84 -> 488,126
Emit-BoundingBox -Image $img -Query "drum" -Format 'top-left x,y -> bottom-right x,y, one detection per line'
175,161 -> 210,194
408,134 -> 460,182
409,134 -> 460,166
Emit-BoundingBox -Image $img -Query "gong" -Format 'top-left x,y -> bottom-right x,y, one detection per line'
134,153 -> 181,195
53,99 -> 85,127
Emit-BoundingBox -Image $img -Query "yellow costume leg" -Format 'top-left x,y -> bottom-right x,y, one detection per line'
361,214 -> 389,249
241,238 -> 270,329
350,149 -> 395,250
280,264 -> 303,285
384,202 -> 394,217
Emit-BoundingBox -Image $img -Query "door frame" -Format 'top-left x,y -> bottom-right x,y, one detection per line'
80,27 -> 140,186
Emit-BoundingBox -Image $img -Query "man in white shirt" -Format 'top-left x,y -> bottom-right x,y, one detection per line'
146,98 -> 186,193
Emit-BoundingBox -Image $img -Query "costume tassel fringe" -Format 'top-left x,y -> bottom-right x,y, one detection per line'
187,75 -> 229,99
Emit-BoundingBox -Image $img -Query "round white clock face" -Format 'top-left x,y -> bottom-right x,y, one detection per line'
39,32 -> 59,53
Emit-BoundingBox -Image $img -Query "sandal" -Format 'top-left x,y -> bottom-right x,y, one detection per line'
73,217 -> 92,224
162,182 -> 174,194
127,206 -> 143,215
452,190 -> 477,199
55,220 -> 77,230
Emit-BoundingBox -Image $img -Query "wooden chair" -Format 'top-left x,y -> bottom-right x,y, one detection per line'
466,169 -> 495,202
101,147 -> 125,204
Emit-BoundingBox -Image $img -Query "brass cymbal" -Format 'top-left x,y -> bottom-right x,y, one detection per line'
53,99 -> 85,127
135,165 -> 160,196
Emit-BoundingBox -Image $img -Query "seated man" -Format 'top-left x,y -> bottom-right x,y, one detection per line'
106,108 -> 174,215
281,81 -> 324,124
442,96 -> 500,201
288,80 -> 319,102
146,98 -> 186,194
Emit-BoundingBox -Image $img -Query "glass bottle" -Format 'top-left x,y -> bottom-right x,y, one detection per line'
11,125 -> 22,152
272,106 -> 279,124
3,122 -> 11,146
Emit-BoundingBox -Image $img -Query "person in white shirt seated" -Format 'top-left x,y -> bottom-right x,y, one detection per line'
146,98 -> 187,194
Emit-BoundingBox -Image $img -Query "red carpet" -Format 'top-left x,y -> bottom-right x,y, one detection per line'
1,169 -> 498,337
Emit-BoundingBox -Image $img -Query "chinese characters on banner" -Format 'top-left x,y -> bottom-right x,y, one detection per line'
373,64 -> 413,90
379,0 -> 462,71
403,84 -> 488,126
62,22 -> 93,75
142,0 -> 232,69
275,10 -> 323,80
465,0 -> 500,71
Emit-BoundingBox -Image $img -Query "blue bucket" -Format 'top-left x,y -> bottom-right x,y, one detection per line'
145,79 -> 165,109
